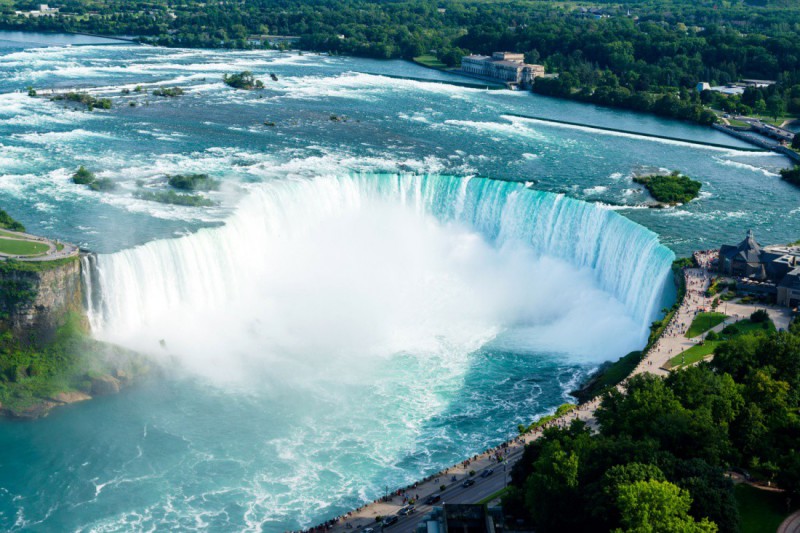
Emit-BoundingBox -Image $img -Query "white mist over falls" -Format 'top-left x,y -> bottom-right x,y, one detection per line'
82,173 -> 674,386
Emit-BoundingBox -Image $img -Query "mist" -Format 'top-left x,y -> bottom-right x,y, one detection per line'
86,175 -> 657,388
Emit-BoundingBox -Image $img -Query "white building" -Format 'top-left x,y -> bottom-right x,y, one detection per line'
461,52 -> 545,87
15,4 -> 59,17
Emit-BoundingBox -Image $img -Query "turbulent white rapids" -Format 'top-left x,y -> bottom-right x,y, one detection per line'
82,173 -> 674,381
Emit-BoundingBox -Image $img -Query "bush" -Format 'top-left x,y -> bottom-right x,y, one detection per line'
750,309 -> 769,323
705,331 -> 719,341
469,470 -> 476,476
722,324 -> 739,336
72,166 -> 95,185
440,484 -> 446,491
0,209 -> 25,232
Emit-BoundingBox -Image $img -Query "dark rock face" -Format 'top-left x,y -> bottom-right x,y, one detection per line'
90,374 -> 121,396
0,258 -> 87,344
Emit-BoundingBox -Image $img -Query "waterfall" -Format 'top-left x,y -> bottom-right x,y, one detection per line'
83,174 -> 674,346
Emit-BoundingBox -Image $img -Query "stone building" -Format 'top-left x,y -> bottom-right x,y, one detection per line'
461,52 -> 545,87
718,229 -> 800,307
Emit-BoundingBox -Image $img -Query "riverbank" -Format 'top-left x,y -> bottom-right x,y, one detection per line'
311,262 -> 690,532
318,251 -> 798,532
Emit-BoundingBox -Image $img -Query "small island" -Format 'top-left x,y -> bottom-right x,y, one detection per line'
222,71 -> 264,90
167,173 -> 220,191
51,92 -> 112,111
135,190 -> 215,207
780,166 -> 800,187
633,171 -> 702,206
71,166 -> 116,191
152,86 -> 185,97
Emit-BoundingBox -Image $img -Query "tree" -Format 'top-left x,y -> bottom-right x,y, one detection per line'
766,95 -> 786,120
614,480 -> 718,533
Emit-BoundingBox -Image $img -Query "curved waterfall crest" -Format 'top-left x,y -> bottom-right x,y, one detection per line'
82,173 -> 675,337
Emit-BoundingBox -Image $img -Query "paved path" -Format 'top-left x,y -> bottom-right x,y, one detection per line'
319,260 -> 795,533
0,228 -> 79,262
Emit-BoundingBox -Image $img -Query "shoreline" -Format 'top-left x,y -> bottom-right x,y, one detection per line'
307,263 -> 689,532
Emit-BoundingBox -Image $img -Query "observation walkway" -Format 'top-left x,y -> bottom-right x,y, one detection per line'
319,255 -> 795,533
0,228 -> 79,262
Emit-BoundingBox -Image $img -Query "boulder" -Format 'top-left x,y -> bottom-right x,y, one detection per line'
50,391 -> 92,404
90,374 -> 120,396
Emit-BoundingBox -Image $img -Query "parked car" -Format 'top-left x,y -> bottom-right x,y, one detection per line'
424,494 -> 441,505
732,467 -> 752,481
382,515 -> 399,526
398,505 -> 415,516
480,469 -> 494,478
462,479 -> 475,487
364,528 -> 375,533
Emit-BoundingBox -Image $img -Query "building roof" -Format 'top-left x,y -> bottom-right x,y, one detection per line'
491,60 -> 525,67
779,268 -> 800,290
464,55 -> 490,60
721,229 -> 762,263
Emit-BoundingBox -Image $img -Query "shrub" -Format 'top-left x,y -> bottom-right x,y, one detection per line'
722,324 -> 739,336
72,166 -> 95,185
750,309 -> 769,323
0,209 -> 25,232
705,331 -> 719,341
440,484 -> 447,491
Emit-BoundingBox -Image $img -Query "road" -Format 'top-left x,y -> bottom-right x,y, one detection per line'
380,464 -> 513,533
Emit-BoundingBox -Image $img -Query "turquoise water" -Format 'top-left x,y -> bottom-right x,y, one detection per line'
0,35 -> 797,530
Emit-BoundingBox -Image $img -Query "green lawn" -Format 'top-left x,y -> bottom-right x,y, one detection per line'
668,341 -> 720,369
686,312 -> 728,338
413,55 -> 448,69
735,484 -> 793,533
0,238 -> 49,256
669,318 -> 776,369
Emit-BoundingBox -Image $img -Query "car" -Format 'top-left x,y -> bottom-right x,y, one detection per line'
382,515 -> 399,527
732,467 -> 752,481
398,505 -> 415,516
363,528 -> 375,533
480,469 -> 494,478
424,494 -> 441,505
462,479 -> 475,488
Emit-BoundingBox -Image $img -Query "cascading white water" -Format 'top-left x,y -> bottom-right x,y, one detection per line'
82,173 -> 674,381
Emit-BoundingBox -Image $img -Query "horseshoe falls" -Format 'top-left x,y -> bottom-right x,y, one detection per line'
9,41 -> 797,533
84,174 -> 673,368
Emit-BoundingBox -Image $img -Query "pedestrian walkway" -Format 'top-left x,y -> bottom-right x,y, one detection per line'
0,228 -> 79,262
317,259 -> 795,533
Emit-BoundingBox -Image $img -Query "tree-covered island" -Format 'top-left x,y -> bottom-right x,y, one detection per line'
634,171 -> 703,205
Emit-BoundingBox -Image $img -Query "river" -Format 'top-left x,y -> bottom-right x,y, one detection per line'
0,33 -> 796,531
